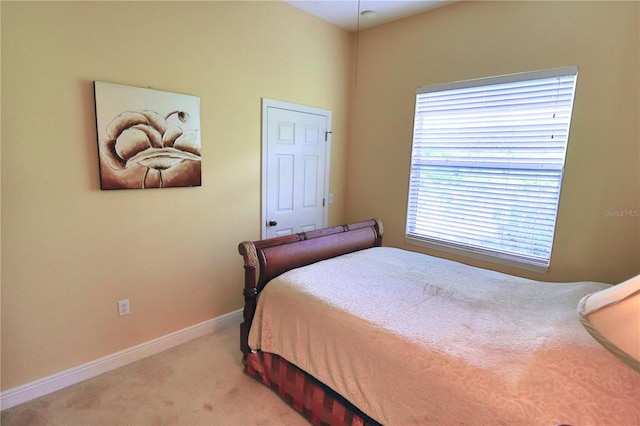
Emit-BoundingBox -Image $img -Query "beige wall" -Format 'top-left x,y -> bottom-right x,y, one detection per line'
347,1 -> 640,284
1,1 -> 352,391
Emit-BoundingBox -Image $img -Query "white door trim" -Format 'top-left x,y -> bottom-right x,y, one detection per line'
261,98 -> 331,239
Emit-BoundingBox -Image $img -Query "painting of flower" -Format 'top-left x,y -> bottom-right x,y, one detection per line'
94,81 -> 201,189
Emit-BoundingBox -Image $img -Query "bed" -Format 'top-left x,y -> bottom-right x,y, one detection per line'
238,218 -> 639,425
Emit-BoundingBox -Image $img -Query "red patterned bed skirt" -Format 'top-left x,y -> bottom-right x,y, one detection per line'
245,351 -> 381,426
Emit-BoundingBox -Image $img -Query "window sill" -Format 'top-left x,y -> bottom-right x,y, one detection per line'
405,235 -> 550,274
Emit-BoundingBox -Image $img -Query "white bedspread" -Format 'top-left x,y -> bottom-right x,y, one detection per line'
248,247 -> 640,425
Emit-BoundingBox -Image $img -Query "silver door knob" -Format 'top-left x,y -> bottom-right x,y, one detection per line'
267,220 -> 278,227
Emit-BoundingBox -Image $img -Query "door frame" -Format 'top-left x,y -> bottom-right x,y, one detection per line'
261,98 -> 332,239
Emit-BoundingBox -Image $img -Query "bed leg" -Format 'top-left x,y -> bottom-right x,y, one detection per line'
240,321 -> 250,362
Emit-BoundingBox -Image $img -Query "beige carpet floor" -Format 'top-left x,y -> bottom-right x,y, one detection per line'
1,323 -> 309,426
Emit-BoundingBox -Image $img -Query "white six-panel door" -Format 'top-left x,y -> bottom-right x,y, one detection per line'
262,99 -> 331,239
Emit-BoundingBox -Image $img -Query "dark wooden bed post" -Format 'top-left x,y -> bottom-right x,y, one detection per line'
238,241 -> 258,360
373,218 -> 384,246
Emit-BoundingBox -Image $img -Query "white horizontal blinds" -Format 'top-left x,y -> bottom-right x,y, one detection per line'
407,67 -> 578,268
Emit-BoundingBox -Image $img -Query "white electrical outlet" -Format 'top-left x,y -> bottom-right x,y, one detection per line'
118,299 -> 130,316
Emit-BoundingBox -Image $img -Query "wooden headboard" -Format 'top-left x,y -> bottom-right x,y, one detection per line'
237,218 -> 383,358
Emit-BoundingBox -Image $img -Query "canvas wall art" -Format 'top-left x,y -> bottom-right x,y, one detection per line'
94,81 -> 201,190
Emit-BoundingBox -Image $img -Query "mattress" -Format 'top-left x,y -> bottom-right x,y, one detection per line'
248,247 -> 640,425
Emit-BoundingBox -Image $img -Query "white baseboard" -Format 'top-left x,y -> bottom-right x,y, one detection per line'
0,309 -> 243,411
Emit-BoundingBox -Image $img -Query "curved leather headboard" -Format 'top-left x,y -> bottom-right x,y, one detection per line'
256,225 -> 380,290
238,219 -> 383,292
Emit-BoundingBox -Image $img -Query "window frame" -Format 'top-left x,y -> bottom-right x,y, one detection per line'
405,67 -> 579,273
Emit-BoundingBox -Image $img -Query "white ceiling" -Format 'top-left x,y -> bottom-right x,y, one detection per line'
283,0 -> 456,32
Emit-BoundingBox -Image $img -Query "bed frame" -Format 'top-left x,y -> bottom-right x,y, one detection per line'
237,218 -> 383,358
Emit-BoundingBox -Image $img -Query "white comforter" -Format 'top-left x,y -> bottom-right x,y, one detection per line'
248,247 -> 640,425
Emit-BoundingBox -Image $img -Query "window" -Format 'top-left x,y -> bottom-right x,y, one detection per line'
406,67 -> 578,272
